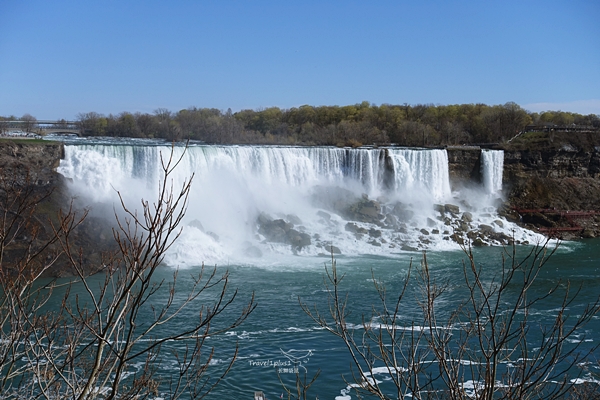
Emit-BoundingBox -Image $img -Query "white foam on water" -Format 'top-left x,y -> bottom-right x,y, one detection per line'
57,144 -> 544,267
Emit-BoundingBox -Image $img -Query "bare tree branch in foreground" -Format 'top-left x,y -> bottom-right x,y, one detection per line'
0,147 -> 256,399
301,242 -> 600,399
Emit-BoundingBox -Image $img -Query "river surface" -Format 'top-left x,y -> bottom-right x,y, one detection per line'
169,241 -> 600,398
43,136 -> 600,398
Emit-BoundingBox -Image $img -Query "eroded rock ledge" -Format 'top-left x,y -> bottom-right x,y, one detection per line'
446,147 -> 600,239
0,140 -> 114,277
4,142 -> 600,276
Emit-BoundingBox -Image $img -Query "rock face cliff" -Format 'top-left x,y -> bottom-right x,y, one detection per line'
503,149 -> 600,238
447,146 -> 600,239
0,140 -> 64,187
3,142 -> 598,277
0,140 -> 113,277
446,147 -> 482,187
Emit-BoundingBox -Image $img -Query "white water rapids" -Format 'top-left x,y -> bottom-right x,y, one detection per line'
57,144 -> 543,266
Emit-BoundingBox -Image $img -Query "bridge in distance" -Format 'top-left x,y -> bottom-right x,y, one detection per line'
0,120 -> 80,135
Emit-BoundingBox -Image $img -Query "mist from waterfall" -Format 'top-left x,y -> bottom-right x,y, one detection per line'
57,143 -> 540,266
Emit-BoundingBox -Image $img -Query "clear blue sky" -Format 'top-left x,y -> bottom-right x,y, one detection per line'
1,0 -> 598,120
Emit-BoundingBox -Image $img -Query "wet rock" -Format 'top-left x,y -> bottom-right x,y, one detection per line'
329,194 -> 386,224
287,229 -> 312,248
582,229 -> 596,238
276,219 -> 294,231
325,245 -> 342,254
496,232 -> 512,243
368,228 -> 382,238
257,212 -> 272,226
345,222 -> 368,234
493,219 -> 504,228
462,212 -> 473,223
450,233 -> 464,245
401,244 -> 419,251
472,238 -> 485,247
391,202 -> 415,221
257,216 -> 288,242
344,222 -> 358,232
479,224 -> 495,233
257,214 -> 310,248
445,204 -> 460,215
188,219 -> 205,231
432,229 -> 440,234
522,212 -> 555,228
455,221 -> 470,232
420,229 -> 430,235
355,200 -> 382,220
383,214 -> 399,229
287,214 -> 303,225
501,208 -> 521,223
207,231 -> 220,242
265,226 -> 287,242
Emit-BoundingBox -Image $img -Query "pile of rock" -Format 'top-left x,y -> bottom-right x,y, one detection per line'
255,187 -> 517,255
256,213 -> 311,251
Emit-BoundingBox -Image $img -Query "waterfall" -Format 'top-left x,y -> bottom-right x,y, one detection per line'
57,143 -> 541,265
58,145 -> 452,202
388,149 -> 451,201
481,149 -> 504,195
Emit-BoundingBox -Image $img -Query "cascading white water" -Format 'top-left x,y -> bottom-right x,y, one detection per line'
481,149 -> 504,195
57,143 -> 542,266
388,149 -> 451,201
58,145 -> 452,203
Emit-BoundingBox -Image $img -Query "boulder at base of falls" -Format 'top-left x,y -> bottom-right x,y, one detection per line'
256,214 -> 311,249
345,222 -> 368,234
346,195 -> 384,224
445,204 -> 460,215
325,245 -> 342,254
390,202 -> 415,222
450,233 -> 465,245
287,229 -> 312,248
462,212 -> 473,223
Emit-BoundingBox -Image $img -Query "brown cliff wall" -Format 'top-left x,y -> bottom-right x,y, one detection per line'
446,147 -> 483,189
0,140 -> 64,187
446,146 -> 600,238
503,149 -> 600,212
0,140 -> 113,277
503,149 -> 600,180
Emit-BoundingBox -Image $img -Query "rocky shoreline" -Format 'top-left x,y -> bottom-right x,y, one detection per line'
447,146 -> 600,240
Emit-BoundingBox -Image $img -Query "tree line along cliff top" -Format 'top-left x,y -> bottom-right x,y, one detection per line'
2,102 -> 599,150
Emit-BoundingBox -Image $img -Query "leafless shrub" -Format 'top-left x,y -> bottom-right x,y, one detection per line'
0,146 -> 255,399
301,243 -> 600,399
